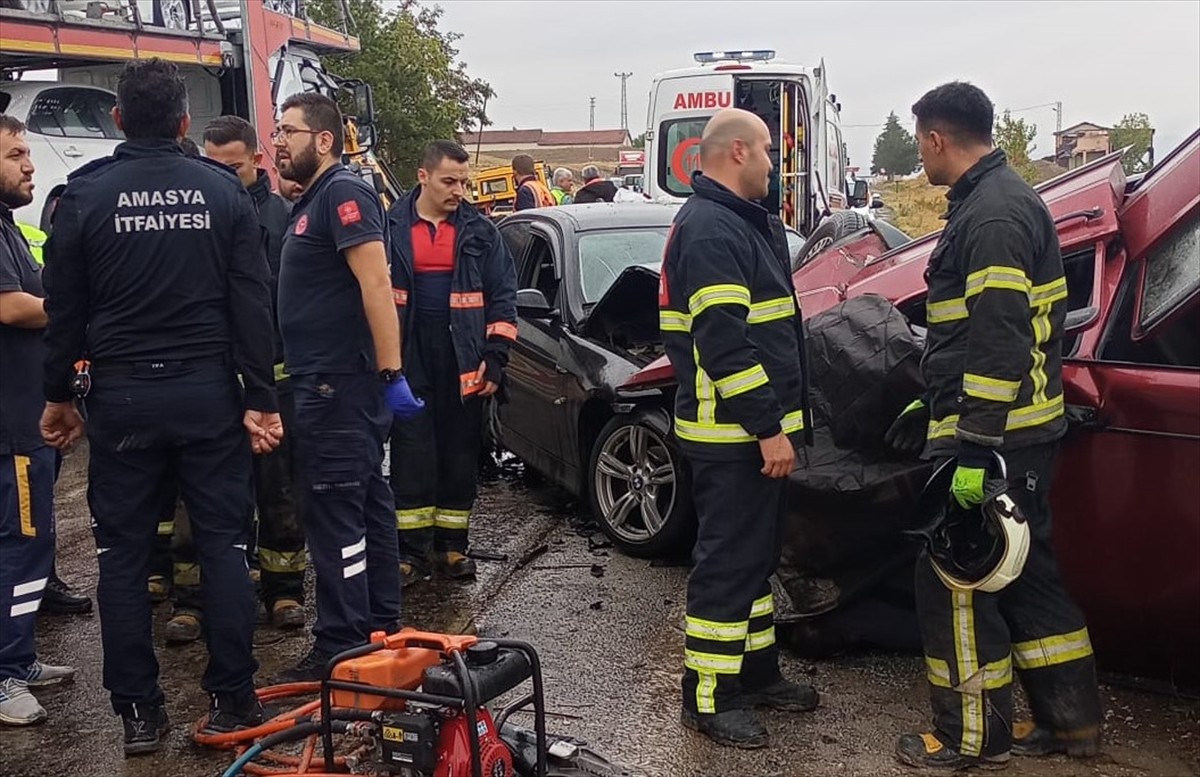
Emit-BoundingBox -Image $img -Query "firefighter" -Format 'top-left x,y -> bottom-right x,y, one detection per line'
40,60 -> 280,754
204,116 -> 306,630
272,93 -> 421,682
0,113 -> 77,727
512,154 -> 553,210
659,108 -> 816,749
886,82 -> 1102,770
386,140 -> 518,585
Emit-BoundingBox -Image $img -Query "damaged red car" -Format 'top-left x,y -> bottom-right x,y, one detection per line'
618,132 -> 1200,690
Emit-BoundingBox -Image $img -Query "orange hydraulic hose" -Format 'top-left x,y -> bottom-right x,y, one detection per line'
195,682 -> 355,775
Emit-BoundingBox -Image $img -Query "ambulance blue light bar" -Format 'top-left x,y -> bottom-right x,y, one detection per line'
693,50 -> 776,64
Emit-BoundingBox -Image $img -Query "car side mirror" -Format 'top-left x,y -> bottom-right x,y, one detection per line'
870,196 -> 885,209
516,288 -> 556,320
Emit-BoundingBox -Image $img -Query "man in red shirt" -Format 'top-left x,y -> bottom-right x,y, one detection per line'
387,141 -> 518,583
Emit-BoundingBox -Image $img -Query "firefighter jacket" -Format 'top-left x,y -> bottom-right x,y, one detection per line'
922,149 -> 1068,459
387,189 -> 518,399
659,173 -> 808,462
247,169 -> 291,375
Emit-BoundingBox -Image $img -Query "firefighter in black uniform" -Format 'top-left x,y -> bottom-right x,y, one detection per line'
659,109 -> 817,749
387,141 -> 518,584
39,60 -> 280,755
887,82 -> 1102,770
272,93 -> 421,682
204,116 -> 307,630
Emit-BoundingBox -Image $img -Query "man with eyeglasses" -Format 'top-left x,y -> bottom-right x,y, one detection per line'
272,93 -> 422,683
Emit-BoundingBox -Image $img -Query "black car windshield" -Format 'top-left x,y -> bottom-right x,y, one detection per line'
578,227 -> 669,304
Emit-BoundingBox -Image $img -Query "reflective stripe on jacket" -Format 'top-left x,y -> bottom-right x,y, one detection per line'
659,173 -> 808,461
922,149 -> 1067,457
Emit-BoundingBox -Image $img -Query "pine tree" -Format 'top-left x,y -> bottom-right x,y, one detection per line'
871,112 -> 919,179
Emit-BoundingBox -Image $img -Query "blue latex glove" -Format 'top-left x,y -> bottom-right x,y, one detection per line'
383,374 -> 424,420
950,465 -> 987,509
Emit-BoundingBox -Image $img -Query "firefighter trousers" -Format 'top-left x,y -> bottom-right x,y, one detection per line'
682,456 -> 787,715
0,447 -> 56,681
292,371 -> 400,654
85,362 -> 258,711
152,380 -> 307,613
916,442 -> 1102,758
391,318 -> 483,562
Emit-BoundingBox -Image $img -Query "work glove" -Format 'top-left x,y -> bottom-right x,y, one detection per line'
950,442 -> 994,509
884,398 -> 929,454
383,374 -> 425,420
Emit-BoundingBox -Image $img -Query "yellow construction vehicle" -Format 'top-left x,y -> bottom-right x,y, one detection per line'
469,162 -> 552,215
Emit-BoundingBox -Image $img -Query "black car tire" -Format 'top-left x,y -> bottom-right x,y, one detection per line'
791,210 -> 870,272
587,411 -> 695,558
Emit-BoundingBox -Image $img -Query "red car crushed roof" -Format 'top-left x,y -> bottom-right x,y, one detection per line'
623,132 -> 1200,688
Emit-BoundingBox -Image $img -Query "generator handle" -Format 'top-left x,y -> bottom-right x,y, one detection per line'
378,628 -> 479,653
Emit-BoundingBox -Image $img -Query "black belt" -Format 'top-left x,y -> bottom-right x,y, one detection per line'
90,354 -> 229,378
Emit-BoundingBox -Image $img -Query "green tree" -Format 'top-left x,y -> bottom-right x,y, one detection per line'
994,110 -> 1039,182
1110,112 -> 1155,175
306,0 -> 494,185
629,131 -> 648,148
871,112 -> 919,179
994,110 -> 1037,165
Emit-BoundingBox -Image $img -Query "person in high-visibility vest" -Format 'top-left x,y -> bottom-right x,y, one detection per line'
512,154 -> 553,210
16,222 -> 45,265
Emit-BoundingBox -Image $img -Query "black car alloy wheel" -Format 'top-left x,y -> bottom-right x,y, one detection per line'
588,411 -> 694,557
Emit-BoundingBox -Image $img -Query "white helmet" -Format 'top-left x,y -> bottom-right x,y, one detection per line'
911,453 -> 1031,593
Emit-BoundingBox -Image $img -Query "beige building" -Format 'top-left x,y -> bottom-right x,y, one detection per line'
1054,122 -> 1112,169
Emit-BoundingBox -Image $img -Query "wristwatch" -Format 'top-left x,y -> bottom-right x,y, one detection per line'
379,368 -> 401,384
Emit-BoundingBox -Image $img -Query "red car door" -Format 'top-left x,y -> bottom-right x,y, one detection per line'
1053,130 -> 1200,689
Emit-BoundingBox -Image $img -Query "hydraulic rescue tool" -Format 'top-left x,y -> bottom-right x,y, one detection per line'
195,629 -> 636,777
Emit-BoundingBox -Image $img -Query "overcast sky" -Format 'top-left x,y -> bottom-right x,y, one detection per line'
408,0 -> 1200,168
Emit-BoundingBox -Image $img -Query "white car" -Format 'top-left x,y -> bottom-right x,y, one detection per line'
0,81 -> 123,229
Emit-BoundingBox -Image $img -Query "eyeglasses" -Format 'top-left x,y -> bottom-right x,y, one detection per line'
271,126 -> 324,143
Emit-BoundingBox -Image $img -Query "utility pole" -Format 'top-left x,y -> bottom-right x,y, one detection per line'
589,96 -> 596,161
614,71 -> 633,133
1054,101 -> 1063,134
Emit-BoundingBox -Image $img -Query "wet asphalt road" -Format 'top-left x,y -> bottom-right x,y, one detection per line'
1,444 -> 1198,777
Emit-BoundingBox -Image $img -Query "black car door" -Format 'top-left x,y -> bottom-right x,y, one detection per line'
497,220 -> 578,489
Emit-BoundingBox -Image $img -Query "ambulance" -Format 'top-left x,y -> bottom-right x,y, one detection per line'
644,50 -> 849,238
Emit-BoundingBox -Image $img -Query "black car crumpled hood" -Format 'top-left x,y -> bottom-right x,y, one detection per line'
581,263 -> 661,347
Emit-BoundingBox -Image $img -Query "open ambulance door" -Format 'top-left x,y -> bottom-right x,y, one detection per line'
809,59 -> 833,230
732,76 -> 807,234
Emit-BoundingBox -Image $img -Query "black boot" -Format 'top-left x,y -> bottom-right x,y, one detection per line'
895,732 -> 1010,771
680,708 -> 768,749
202,690 -> 265,735
1012,721 -> 1100,758
121,703 -> 170,757
41,571 -> 93,615
274,646 -> 336,684
740,678 -> 819,712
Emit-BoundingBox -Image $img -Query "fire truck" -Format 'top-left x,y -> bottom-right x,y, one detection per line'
0,0 -> 400,228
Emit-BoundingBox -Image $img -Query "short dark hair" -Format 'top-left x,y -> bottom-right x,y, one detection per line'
512,154 -> 535,176
178,136 -> 200,157
280,92 -> 344,158
117,58 -> 188,140
204,115 -> 258,151
0,114 -> 26,136
911,81 -> 994,146
420,140 -> 469,170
